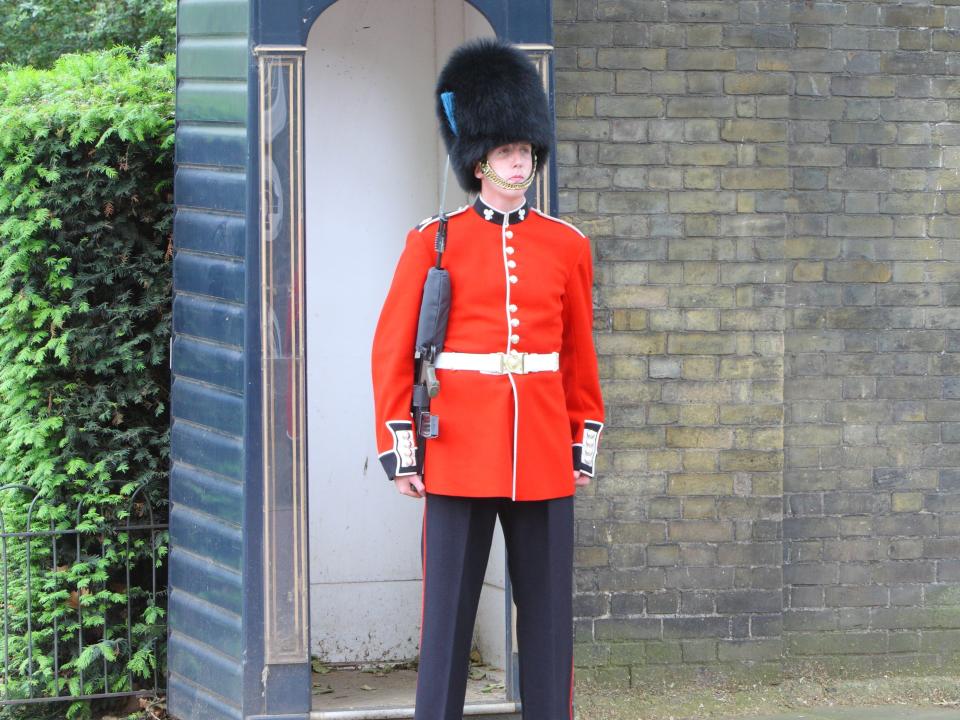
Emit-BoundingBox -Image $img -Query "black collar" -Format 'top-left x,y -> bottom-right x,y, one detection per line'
473,196 -> 530,226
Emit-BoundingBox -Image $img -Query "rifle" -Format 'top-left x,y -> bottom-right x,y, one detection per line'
410,180 -> 453,474
410,94 -> 458,474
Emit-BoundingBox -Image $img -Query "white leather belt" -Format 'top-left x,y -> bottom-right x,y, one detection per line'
435,351 -> 559,375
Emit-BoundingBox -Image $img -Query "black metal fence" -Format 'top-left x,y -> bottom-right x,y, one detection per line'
0,483 -> 167,706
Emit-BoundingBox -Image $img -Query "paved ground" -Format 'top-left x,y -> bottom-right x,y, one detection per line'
721,708 -> 959,720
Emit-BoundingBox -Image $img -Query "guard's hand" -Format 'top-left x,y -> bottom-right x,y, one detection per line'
395,474 -> 425,499
574,469 -> 591,488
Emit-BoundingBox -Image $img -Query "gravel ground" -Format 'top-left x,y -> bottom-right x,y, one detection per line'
574,671 -> 960,720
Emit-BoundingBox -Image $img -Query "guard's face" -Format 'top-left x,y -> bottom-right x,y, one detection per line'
479,142 -> 534,184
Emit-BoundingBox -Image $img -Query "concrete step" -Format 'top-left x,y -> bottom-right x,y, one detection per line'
310,702 -> 519,719
310,667 -> 520,720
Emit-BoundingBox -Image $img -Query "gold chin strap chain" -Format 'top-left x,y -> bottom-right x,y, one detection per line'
479,151 -> 538,191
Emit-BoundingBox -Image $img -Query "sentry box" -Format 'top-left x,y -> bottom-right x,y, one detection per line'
170,2 -> 557,719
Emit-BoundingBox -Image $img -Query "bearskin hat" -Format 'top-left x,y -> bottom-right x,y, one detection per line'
435,38 -> 552,193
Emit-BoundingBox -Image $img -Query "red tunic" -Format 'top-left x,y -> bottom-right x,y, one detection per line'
371,197 -> 604,501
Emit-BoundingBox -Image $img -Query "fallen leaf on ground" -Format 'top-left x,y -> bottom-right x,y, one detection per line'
480,682 -> 505,694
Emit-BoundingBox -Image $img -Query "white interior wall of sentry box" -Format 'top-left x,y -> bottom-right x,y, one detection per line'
304,0 -> 505,665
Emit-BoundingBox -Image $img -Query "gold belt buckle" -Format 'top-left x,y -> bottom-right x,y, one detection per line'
500,352 -> 525,374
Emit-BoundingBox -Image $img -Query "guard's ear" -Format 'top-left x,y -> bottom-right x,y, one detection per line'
474,160 -> 484,180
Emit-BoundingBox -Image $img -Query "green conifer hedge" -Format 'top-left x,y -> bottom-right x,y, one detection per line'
0,44 -> 174,717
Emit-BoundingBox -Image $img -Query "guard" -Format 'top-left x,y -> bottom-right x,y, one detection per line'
371,38 -> 604,720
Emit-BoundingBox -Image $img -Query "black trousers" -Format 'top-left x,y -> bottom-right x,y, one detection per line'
414,493 -> 574,720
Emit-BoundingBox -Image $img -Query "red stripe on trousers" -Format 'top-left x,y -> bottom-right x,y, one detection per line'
419,497 -> 427,649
